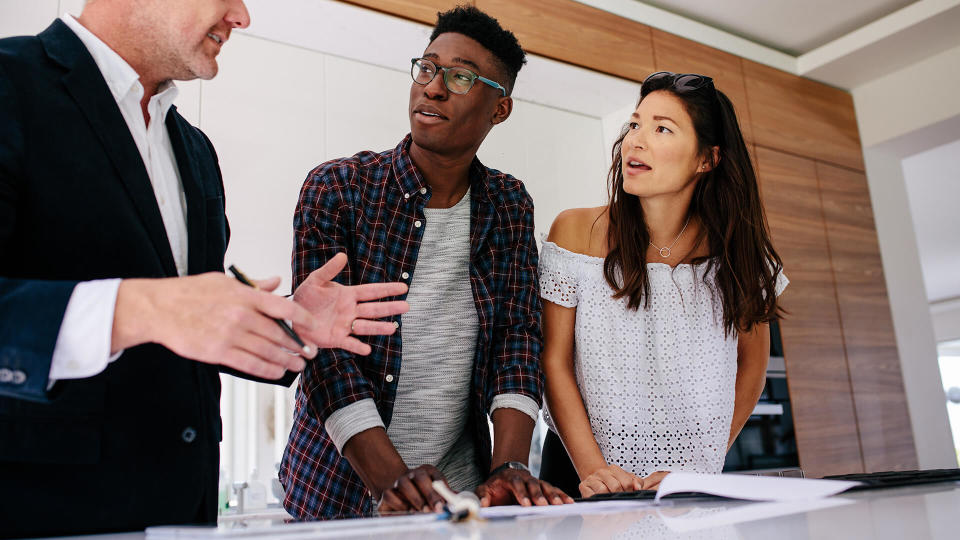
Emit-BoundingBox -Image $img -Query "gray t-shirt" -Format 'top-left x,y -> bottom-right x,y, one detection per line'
387,189 -> 480,491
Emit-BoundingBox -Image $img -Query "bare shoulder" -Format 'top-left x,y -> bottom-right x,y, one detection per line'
547,206 -> 607,255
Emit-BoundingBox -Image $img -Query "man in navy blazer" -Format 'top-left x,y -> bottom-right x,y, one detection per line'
0,0 -> 407,536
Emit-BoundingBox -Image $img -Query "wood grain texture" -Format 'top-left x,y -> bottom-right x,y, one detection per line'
757,147 -> 864,477
651,29 -> 753,143
744,60 -> 865,171
816,162 -> 918,473
340,0 -> 471,25
475,0 -> 656,81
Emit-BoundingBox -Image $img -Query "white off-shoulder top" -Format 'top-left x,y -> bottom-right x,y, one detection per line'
539,238 -> 788,476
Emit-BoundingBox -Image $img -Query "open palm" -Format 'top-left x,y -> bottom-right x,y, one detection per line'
292,253 -> 409,355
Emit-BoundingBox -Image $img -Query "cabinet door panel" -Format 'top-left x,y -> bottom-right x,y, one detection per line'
757,147 -> 864,477
816,162 -> 917,472
745,60 -> 864,171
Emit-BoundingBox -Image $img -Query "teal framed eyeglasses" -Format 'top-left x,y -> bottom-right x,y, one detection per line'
410,57 -> 507,97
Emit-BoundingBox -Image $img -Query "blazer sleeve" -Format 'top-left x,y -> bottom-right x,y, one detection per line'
0,62 -> 78,402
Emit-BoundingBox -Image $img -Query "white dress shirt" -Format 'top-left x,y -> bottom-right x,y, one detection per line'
48,14 -> 189,383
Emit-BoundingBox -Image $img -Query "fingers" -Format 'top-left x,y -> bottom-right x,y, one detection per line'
391,467 -> 444,513
379,488 -> 410,513
235,332 -> 306,373
642,471 -> 669,490
348,319 -> 399,336
222,348 -> 286,380
243,312 -> 315,363
335,336 -> 373,356
355,300 -> 410,319
395,473 -> 427,512
411,467 -> 446,512
507,474 -> 532,506
540,480 -> 575,505
251,276 -> 282,292
525,477 -> 548,506
611,467 -> 640,492
250,288 -> 318,332
599,470 -> 624,493
311,252 -> 348,283
579,477 -> 608,498
475,484 -> 490,507
351,282 -> 409,302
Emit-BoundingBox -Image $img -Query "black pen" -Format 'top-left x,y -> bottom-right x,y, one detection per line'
228,264 -> 312,357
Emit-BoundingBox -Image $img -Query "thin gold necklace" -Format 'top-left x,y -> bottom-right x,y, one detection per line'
649,215 -> 691,258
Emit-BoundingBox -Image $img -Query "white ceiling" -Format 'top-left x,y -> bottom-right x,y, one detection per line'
581,0 -> 960,90
637,0 -> 917,55
902,139 -> 960,304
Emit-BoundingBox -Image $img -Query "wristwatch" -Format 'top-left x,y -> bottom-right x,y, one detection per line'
490,460 -> 529,477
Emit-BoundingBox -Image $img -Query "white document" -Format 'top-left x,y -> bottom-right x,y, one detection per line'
654,472 -> 862,502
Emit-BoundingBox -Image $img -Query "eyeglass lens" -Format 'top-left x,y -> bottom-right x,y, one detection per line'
412,59 -> 476,94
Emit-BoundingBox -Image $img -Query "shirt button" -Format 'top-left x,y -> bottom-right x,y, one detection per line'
419,187 -> 427,194
393,321 -> 400,329
0,368 -> 12,383
401,272 -> 410,280
414,220 -> 422,228
404,193 -> 410,200
385,374 -> 395,383
11,370 -> 26,385
182,427 -> 197,443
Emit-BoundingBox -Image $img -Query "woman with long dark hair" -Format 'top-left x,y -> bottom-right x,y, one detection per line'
538,71 -> 788,498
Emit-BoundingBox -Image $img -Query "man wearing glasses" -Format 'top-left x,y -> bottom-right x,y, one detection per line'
282,6 -> 573,518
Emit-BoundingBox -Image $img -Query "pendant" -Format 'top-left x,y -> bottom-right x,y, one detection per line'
659,247 -> 671,258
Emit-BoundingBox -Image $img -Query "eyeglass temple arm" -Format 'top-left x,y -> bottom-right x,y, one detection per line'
478,75 -> 507,97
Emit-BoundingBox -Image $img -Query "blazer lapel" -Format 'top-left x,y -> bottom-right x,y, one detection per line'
165,109 -> 208,276
39,20 -> 178,277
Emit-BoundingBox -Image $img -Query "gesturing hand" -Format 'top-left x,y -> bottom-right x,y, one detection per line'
114,272 -> 320,380
293,253 -> 409,356
578,464 -> 643,498
475,468 -> 574,507
378,465 -> 448,514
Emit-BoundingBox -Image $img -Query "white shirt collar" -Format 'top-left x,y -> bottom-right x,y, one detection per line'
60,14 -> 178,116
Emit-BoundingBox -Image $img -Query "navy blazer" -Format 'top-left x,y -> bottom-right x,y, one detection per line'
0,20 -> 233,536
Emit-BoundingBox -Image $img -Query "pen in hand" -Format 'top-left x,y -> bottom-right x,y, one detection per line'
228,265 -> 313,358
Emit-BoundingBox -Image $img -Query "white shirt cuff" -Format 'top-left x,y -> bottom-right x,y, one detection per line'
48,278 -> 124,384
324,398 -> 385,454
490,393 -> 540,424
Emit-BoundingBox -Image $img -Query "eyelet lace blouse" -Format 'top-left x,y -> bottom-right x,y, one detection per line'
539,238 -> 788,476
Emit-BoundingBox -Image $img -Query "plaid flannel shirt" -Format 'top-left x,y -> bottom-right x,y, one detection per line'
280,135 -> 544,520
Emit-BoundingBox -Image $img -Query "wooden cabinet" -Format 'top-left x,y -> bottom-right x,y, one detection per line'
341,0 -> 468,25
475,0 -> 655,81
743,60 -> 865,171
756,147 -> 865,477
651,29 -> 753,143
816,163 -> 917,472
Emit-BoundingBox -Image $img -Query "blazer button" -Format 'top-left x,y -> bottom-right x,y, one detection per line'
182,427 -> 197,443
11,370 -> 26,385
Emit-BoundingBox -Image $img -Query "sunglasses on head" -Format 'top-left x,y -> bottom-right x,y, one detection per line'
641,71 -> 715,95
